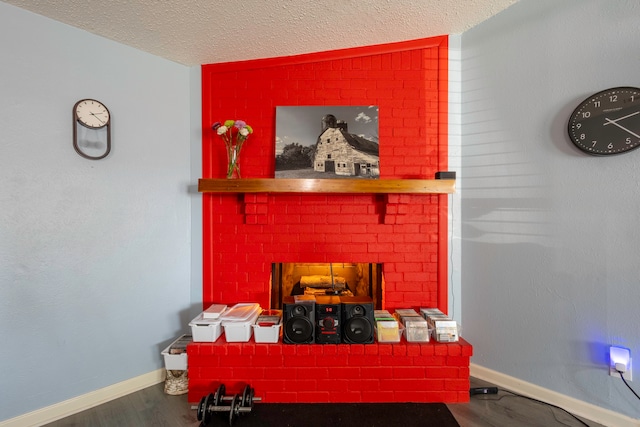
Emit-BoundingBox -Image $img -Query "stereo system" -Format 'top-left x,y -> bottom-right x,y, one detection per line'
282,295 -> 374,344
315,295 -> 342,344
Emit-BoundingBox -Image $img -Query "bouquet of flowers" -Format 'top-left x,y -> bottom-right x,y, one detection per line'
212,120 -> 253,178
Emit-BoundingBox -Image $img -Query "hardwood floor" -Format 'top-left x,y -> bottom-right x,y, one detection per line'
448,378 -> 604,427
43,377 -> 605,427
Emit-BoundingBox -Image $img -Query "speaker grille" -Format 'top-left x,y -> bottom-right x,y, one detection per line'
283,297 -> 315,344
343,316 -> 373,343
341,297 -> 374,344
284,316 -> 314,343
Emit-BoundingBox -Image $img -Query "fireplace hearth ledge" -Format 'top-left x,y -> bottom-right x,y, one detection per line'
187,338 -> 472,404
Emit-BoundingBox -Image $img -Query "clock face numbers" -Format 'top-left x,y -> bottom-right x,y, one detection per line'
75,99 -> 110,129
568,87 -> 640,155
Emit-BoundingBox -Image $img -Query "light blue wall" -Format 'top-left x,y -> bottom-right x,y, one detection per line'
462,0 -> 640,419
0,2 -> 199,421
4,0 -> 640,422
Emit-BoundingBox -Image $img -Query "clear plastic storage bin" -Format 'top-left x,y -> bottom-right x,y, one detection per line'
221,303 -> 262,342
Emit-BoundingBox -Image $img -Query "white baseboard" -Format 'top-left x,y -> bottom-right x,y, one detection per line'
471,363 -> 639,427
0,369 -> 165,427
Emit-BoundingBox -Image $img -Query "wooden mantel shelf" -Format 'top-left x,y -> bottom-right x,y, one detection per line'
198,178 -> 455,194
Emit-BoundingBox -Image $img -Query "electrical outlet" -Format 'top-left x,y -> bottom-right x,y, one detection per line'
610,346 -> 632,381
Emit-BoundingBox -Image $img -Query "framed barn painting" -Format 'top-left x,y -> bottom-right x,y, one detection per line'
275,106 -> 379,179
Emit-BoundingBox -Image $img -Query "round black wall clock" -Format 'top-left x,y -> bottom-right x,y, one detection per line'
568,87 -> 640,156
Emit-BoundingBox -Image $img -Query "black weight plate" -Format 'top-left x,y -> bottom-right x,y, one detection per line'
248,388 -> 254,409
214,384 -> 226,407
196,394 -> 208,421
201,393 -> 214,424
241,385 -> 251,408
229,394 -> 239,426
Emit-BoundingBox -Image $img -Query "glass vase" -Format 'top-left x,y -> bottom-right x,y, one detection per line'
226,144 -> 242,179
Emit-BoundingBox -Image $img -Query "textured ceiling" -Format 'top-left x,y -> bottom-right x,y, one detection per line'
3,0 -> 518,66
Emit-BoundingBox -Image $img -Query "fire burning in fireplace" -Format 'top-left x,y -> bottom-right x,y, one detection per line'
270,263 -> 383,309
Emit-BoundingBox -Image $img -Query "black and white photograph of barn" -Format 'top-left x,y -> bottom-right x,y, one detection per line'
275,106 -> 380,179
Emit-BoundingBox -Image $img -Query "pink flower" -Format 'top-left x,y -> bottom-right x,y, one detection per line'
212,120 -> 253,145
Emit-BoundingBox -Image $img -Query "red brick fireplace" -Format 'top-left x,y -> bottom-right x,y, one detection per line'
188,35 -> 472,404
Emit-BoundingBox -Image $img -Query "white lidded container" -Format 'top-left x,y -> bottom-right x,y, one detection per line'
189,312 -> 224,342
220,303 -> 261,342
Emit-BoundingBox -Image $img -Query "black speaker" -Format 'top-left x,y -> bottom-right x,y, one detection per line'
315,295 -> 342,344
282,296 -> 315,344
341,296 -> 375,344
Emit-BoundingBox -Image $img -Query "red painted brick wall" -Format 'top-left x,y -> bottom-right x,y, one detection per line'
201,36 -> 450,312
188,339 -> 472,403
192,36 -> 471,405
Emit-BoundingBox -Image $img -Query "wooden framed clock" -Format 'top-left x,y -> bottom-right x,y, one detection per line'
567,87 -> 640,156
73,98 -> 111,160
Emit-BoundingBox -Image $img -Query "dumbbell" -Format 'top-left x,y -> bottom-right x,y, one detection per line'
196,384 -> 261,426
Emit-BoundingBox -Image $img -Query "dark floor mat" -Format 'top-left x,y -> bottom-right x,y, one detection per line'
208,402 -> 460,427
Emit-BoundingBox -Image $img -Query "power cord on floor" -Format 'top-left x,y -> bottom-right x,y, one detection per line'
616,368 -> 640,401
470,387 -> 590,427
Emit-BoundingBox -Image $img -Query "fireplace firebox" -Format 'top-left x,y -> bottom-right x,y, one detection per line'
270,263 -> 383,310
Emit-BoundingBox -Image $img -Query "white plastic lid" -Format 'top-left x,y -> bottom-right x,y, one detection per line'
220,303 -> 261,323
189,312 -> 222,326
203,304 -> 228,319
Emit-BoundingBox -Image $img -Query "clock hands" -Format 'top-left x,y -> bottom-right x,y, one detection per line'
603,111 -> 640,139
604,110 -> 639,124
89,111 -> 107,125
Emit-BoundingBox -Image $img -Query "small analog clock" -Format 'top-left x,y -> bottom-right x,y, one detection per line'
74,99 -> 110,128
72,99 -> 111,160
568,87 -> 640,156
